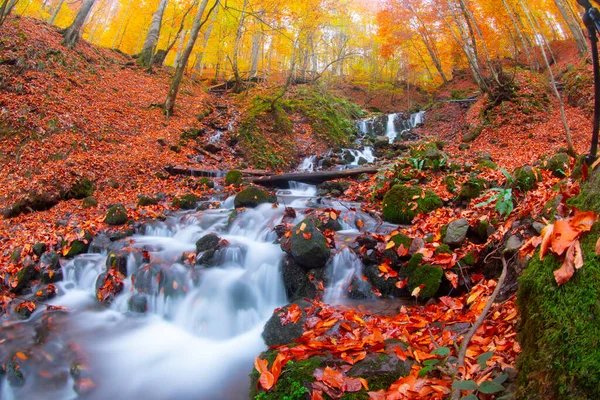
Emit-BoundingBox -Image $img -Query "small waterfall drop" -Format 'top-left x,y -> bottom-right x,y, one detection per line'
386,113 -> 398,142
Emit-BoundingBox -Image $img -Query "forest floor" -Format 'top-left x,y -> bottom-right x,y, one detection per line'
0,15 -> 597,399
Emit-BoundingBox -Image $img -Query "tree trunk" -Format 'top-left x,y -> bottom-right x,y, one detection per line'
193,4 -> 219,77
501,0 -> 535,71
48,0 -> 65,25
156,1 -> 197,67
111,0 -> 132,48
0,0 -> 18,26
520,0 -> 575,156
165,0 -> 219,116
173,30 -> 188,68
249,29 -> 262,79
231,0 -> 249,93
61,0 -> 96,48
553,0 -> 587,55
138,0 -> 168,68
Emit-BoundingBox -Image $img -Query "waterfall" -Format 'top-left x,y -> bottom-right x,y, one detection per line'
385,113 -> 398,142
0,185 -> 385,400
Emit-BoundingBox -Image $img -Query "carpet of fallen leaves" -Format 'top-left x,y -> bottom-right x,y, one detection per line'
2,15 -> 600,400
0,17 -> 240,304
257,279 -> 519,399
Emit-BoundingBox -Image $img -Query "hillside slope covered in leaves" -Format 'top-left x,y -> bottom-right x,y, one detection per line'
1,11 -> 600,400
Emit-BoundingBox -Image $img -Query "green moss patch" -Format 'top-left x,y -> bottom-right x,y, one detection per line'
382,185 -> 443,224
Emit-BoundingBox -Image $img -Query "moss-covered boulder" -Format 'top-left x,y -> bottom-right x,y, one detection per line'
172,194 -> 200,210
382,185 -> 443,224
408,265 -> 443,299
281,218 -> 331,270
458,177 -> 486,201
40,251 -> 62,283
137,195 -> 158,206
104,204 -> 128,225
544,152 -> 570,178
517,225 -> 600,399
225,170 -> 243,186
32,243 -> 47,257
199,177 -> 214,189
517,167 -> 600,398
69,177 -> 95,199
233,186 -> 274,209
9,261 -> 39,294
262,301 -> 309,347
348,352 -> 412,391
195,233 -> 221,253
82,196 -> 98,208
512,166 -> 540,192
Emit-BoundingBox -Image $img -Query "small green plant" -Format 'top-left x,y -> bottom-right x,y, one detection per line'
409,157 -> 425,171
476,188 -> 514,218
474,168 -> 515,218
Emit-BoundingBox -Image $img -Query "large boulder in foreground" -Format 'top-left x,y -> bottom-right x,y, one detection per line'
382,185 -> 442,224
517,169 -> 600,399
281,218 -> 331,270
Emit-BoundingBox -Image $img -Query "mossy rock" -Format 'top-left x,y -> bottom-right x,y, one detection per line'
196,233 -> 220,253
544,153 -> 570,178
512,166 -> 540,192
382,185 -> 442,225
348,352 -> 412,392
225,170 -> 243,186
435,243 -> 452,255
82,196 -> 98,208
282,218 -> 331,270
70,177 -> 95,199
199,177 -> 214,188
104,204 -> 128,225
64,235 -> 92,258
462,252 -> 477,266
516,224 -> 600,399
444,176 -> 457,194
569,167 -> 600,213
408,265 -> 443,299
233,186 -> 274,209
172,194 -> 200,210
262,301 -> 309,347
458,178 -> 486,201
477,159 -> 498,170
9,262 -> 39,294
137,196 -> 158,206
462,125 -> 484,143
32,243 -> 47,257
391,233 -> 412,249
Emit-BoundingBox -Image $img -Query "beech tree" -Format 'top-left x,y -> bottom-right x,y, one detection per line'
138,0 -> 169,68
165,0 -> 219,115
61,0 -> 96,48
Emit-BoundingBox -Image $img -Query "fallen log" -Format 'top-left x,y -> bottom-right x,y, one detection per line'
246,167 -> 379,187
164,165 -> 274,178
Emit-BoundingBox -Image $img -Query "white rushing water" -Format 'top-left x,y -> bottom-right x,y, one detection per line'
386,113 -> 398,142
0,184 -> 382,400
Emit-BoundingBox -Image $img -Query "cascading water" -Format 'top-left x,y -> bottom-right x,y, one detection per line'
297,155 -> 317,172
386,113 -> 398,142
0,184 -> 382,400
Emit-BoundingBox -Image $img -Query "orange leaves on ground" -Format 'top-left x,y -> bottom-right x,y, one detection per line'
303,232 -> 312,240
521,211 -> 598,285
